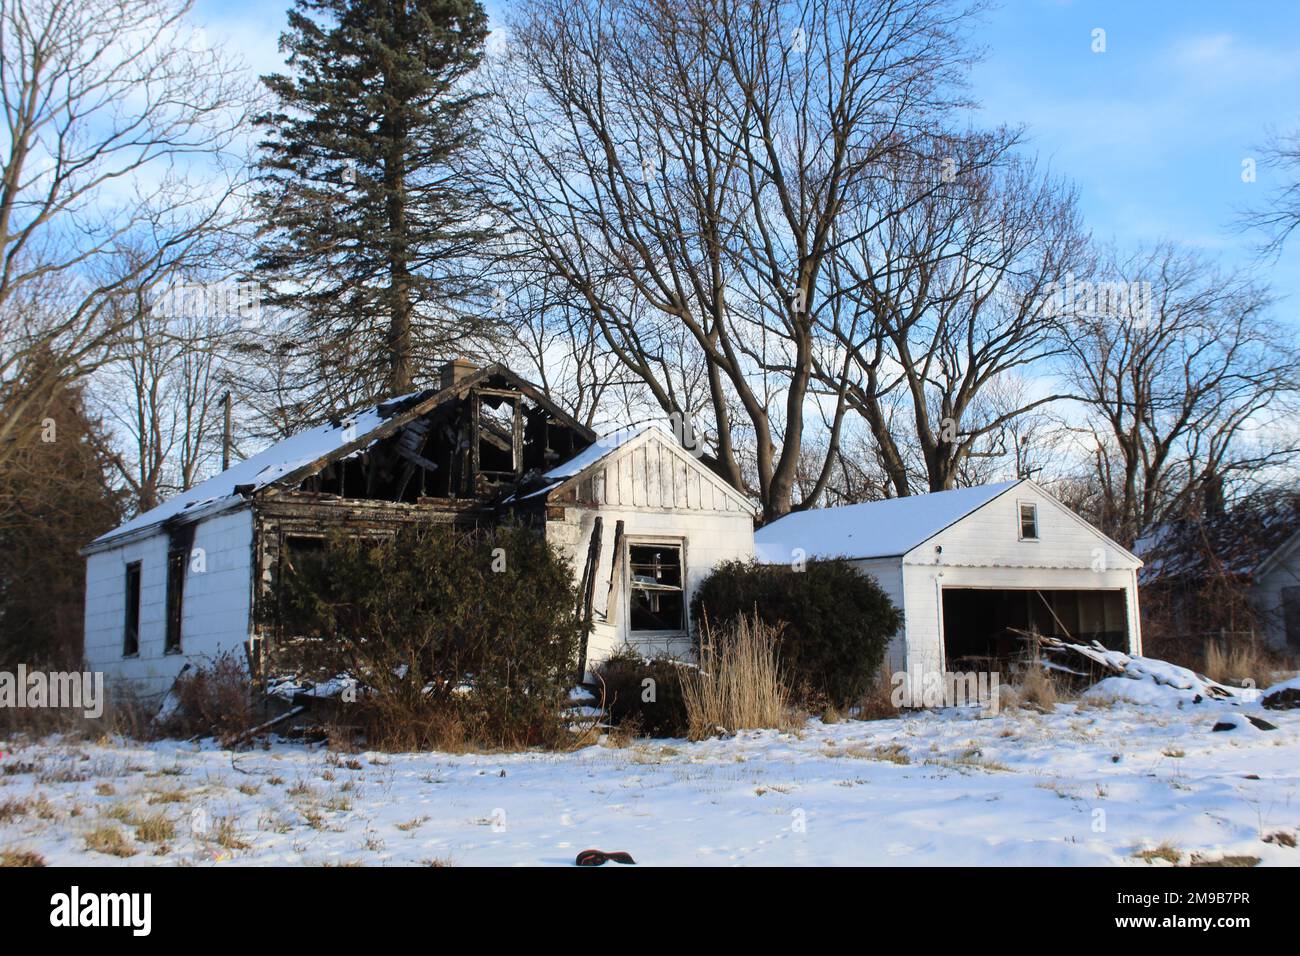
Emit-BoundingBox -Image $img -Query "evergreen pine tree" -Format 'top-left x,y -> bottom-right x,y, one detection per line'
0,358 -> 125,668
256,0 -> 495,409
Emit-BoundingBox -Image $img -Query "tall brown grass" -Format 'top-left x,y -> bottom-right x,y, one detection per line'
681,614 -> 791,740
1203,639 -> 1287,688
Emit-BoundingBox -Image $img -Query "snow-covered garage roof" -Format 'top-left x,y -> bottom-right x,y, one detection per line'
755,480 -> 1021,562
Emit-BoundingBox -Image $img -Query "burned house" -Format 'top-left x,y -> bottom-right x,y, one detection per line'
81,361 -> 756,696
1135,492 -> 1300,652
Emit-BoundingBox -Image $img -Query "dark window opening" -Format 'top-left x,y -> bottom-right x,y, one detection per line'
165,549 -> 186,654
477,392 -> 519,477
1283,586 -> 1300,649
1019,503 -> 1039,540
123,561 -> 142,657
629,543 -> 685,632
941,587 -> 1127,670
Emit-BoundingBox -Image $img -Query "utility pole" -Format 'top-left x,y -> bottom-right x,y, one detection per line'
222,391 -> 233,472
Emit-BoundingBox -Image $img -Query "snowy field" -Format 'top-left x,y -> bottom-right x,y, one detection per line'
2,692 -> 1298,867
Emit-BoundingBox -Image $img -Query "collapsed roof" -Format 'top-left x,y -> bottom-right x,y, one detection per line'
86,363 -> 599,552
1135,492 -> 1300,584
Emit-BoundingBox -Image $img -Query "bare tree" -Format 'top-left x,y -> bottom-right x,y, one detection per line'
480,0 -> 980,520
1242,126 -> 1300,256
92,273 -> 239,512
0,0 -> 253,468
818,137 -> 1086,494
1057,243 -> 1299,545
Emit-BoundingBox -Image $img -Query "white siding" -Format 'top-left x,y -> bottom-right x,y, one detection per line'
846,557 -> 907,674
585,434 -> 747,513
546,431 -> 755,673
918,483 -> 1138,574
84,507 -> 254,697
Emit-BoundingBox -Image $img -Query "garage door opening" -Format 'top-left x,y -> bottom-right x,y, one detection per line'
941,588 -> 1129,671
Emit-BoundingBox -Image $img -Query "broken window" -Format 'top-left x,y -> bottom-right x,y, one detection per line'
123,561 -> 141,657
476,392 -> 519,477
1019,502 -> 1039,541
165,549 -> 185,654
628,543 -> 685,633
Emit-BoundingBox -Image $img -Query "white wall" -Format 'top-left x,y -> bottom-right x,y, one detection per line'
84,507 -> 254,698
549,505 -> 755,670
846,557 -> 907,673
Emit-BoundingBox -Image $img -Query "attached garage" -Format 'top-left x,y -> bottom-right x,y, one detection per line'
755,480 -> 1142,679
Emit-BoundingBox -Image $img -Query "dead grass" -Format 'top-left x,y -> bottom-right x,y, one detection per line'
212,815 -> 250,850
84,824 -> 137,858
146,787 -> 188,805
0,797 -> 28,822
0,849 -> 46,867
682,614 -> 792,740
1203,640 -> 1285,688
1133,842 -> 1181,864
1015,659 -> 1059,711
132,810 -> 176,844
854,671 -> 901,721
1189,854 -> 1260,867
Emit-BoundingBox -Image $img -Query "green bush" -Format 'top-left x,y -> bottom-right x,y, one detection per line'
593,647 -> 691,738
690,558 -> 902,708
271,523 -> 582,750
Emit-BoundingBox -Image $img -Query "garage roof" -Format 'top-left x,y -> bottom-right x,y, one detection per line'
755,480 -> 1021,562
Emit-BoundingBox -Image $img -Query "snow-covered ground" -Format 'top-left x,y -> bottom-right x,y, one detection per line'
2,693 -> 1298,866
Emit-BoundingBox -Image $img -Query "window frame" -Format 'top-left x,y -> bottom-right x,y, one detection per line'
123,560 -> 142,658
1017,501 -> 1040,542
472,388 -> 523,480
164,548 -> 186,654
625,537 -> 688,636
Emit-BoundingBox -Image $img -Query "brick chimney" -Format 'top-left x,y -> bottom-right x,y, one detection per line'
440,357 -> 478,390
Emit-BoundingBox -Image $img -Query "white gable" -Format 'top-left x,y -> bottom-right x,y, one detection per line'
916,481 -> 1140,570
549,426 -> 753,514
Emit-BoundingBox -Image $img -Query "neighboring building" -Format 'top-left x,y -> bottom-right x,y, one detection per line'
1135,493 -> 1300,653
81,362 -> 754,696
755,480 -> 1143,675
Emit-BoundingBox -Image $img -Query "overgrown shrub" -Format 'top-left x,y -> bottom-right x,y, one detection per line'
157,651 -> 256,745
691,558 -> 902,708
593,647 -> 691,738
271,523 -> 582,750
681,614 -> 792,739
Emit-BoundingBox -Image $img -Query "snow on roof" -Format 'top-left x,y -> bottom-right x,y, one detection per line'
755,480 -> 1021,562
91,404 -> 395,546
543,424 -> 654,481
506,424 -> 656,502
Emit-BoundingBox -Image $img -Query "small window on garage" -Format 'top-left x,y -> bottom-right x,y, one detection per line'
123,561 -> 142,657
1018,502 -> 1039,541
629,543 -> 685,633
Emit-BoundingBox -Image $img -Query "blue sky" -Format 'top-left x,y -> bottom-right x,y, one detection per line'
195,0 -> 1300,323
